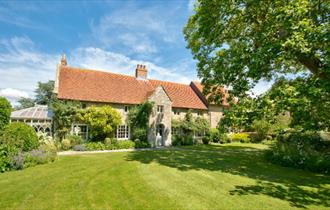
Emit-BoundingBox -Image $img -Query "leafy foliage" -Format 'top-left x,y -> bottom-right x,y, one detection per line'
0,97 -> 12,131
229,133 -> 251,143
184,0 -> 330,98
266,131 -> 330,174
128,102 -> 153,141
35,80 -> 55,105
0,122 -> 39,152
252,119 -> 272,142
79,106 -> 122,139
15,97 -> 35,110
51,100 -> 80,140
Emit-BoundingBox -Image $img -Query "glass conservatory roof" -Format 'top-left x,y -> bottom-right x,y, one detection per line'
11,105 -> 53,120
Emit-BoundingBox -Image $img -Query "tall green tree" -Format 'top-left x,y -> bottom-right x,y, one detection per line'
16,97 -> 35,110
35,80 -> 55,105
51,100 -> 80,140
184,0 -> 329,97
0,97 -> 12,131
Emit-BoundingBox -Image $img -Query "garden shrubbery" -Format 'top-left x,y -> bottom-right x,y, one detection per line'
229,133 -> 251,143
0,123 -> 57,172
266,131 -> 330,174
0,122 -> 39,151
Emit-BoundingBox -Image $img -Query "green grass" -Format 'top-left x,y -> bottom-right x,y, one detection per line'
0,143 -> 329,210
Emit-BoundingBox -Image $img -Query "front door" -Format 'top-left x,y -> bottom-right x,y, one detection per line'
156,124 -> 164,146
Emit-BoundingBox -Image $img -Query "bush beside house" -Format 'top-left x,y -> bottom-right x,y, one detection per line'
0,122 -> 57,173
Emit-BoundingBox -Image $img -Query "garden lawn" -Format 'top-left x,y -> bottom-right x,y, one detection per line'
0,143 -> 329,210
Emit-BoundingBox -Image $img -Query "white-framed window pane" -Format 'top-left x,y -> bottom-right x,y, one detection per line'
115,125 -> 129,139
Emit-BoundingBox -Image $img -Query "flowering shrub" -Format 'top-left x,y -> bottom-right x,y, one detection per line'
266,131 -> 330,174
229,133 -> 251,143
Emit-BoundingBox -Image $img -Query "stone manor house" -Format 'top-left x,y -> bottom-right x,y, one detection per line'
12,56 -> 229,147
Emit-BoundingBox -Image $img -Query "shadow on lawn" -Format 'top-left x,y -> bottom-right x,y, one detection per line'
125,145 -> 330,208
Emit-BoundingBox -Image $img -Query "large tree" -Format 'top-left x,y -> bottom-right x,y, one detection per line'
0,97 -> 12,131
184,0 -> 329,97
35,80 -> 55,105
15,97 -> 35,110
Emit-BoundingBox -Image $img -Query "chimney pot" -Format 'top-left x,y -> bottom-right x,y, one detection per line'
60,54 -> 67,66
135,64 -> 148,79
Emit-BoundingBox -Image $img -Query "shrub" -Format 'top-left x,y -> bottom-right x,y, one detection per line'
11,152 -> 25,170
131,128 -> 147,141
219,133 -> 231,144
266,131 -> 330,174
115,140 -> 135,149
61,139 -> 71,150
183,135 -> 194,145
0,145 -> 16,172
172,135 -> 183,146
252,119 -> 271,142
209,128 -> 220,143
202,136 -> 210,145
85,142 -> 106,151
229,133 -> 251,143
134,139 -> 151,148
0,122 -> 39,151
73,144 -> 87,151
0,97 -> 12,131
67,135 -> 83,146
24,148 -> 57,167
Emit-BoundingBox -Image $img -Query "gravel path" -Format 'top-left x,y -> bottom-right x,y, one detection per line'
57,147 -> 166,156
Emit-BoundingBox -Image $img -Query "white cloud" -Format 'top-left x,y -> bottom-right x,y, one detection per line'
0,88 -> 29,99
89,3 -> 181,54
0,37 -> 59,104
71,47 -> 191,84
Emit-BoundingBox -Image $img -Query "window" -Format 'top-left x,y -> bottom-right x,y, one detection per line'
157,105 -> 164,113
173,109 -> 180,115
197,111 -> 203,116
81,103 -> 87,109
72,124 -> 89,140
124,105 -> 130,113
115,125 -> 129,139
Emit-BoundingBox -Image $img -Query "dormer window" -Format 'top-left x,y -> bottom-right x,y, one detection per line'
157,105 -> 163,113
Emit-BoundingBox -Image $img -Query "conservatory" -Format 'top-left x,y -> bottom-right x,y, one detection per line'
10,105 -> 53,136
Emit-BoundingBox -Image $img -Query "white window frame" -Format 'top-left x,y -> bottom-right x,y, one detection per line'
115,125 -> 130,139
157,105 -> 164,113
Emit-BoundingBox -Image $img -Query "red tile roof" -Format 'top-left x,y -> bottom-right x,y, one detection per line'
57,66 -> 209,110
190,81 -> 230,107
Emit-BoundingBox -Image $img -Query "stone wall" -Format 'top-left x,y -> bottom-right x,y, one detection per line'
208,105 -> 224,128
147,86 -> 172,147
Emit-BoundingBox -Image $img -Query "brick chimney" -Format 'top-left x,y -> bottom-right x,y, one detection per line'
135,64 -> 148,79
60,54 -> 67,66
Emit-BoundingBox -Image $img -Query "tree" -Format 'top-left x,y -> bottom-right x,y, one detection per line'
0,97 -> 12,131
16,97 -> 35,110
265,76 -> 330,131
35,80 -> 55,105
79,106 -> 122,140
184,0 -> 329,97
51,100 -> 80,140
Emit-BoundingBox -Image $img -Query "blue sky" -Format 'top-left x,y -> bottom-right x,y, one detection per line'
0,0 -> 270,104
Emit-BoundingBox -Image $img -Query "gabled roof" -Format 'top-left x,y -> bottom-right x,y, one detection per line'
57,66 -> 209,110
11,105 -> 53,120
190,81 -> 230,107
